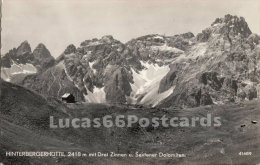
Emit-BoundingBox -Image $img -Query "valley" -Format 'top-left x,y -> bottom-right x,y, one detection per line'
0,81 -> 260,165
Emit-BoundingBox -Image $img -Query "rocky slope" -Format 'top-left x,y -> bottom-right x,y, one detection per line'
5,14 -> 260,107
21,34 -> 193,105
158,14 -> 260,107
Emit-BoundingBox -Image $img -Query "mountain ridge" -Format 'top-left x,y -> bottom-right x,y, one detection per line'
2,14 -> 260,108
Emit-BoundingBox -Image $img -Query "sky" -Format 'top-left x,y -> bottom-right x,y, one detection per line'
2,0 -> 260,57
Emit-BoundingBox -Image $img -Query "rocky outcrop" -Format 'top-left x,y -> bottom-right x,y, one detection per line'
200,92 -> 213,105
104,67 -> 132,103
158,70 -> 177,93
211,14 -> 252,38
198,72 -> 222,90
221,78 -> 238,94
196,29 -> 211,42
1,50 -> 14,68
158,62 -> 185,93
247,86 -> 257,100
196,14 -> 252,45
243,85 -> 257,100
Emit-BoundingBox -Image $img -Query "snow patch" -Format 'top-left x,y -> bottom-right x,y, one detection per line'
84,87 -> 106,103
128,61 -> 171,106
154,35 -> 164,40
212,23 -> 220,27
213,100 -> 224,105
140,83 -> 174,107
1,63 -> 37,81
242,80 -> 253,86
89,61 -> 97,74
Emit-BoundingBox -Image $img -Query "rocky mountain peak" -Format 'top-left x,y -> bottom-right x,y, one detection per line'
35,43 -> 46,48
196,14 -> 252,42
64,44 -> 76,54
16,40 -> 32,56
33,43 -> 55,70
101,35 -> 115,43
179,32 -> 195,39
33,43 -> 52,58
211,14 -> 252,37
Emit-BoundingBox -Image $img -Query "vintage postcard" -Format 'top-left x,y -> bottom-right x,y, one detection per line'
0,0 -> 260,164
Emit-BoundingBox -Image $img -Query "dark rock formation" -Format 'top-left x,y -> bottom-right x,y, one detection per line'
16,41 -> 32,56
64,44 -> 76,54
104,67 -> 132,103
198,72 -> 222,90
33,43 -> 55,71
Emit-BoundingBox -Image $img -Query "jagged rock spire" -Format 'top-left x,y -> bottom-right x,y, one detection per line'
211,14 -> 252,37
64,44 -> 76,54
16,40 -> 31,56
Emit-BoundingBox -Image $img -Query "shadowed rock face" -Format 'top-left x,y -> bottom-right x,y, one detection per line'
5,14 -> 260,107
64,44 -> 76,54
2,49 -> 17,68
2,41 -> 34,68
104,67 -> 132,103
16,41 -> 32,56
158,70 -> 177,93
198,72 -> 222,91
33,43 -> 55,71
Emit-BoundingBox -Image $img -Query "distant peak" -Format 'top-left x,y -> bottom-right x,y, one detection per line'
64,44 -> 76,54
211,14 -> 252,37
33,43 -> 52,58
102,35 -> 114,40
16,40 -> 32,55
21,40 -> 29,44
101,35 -> 115,43
35,43 -> 47,49
212,14 -> 244,25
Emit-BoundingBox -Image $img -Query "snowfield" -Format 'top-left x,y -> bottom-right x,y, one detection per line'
1,63 -> 37,82
84,87 -> 106,103
128,61 -> 171,106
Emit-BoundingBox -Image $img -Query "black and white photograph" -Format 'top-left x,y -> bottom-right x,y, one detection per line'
0,0 -> 260,164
